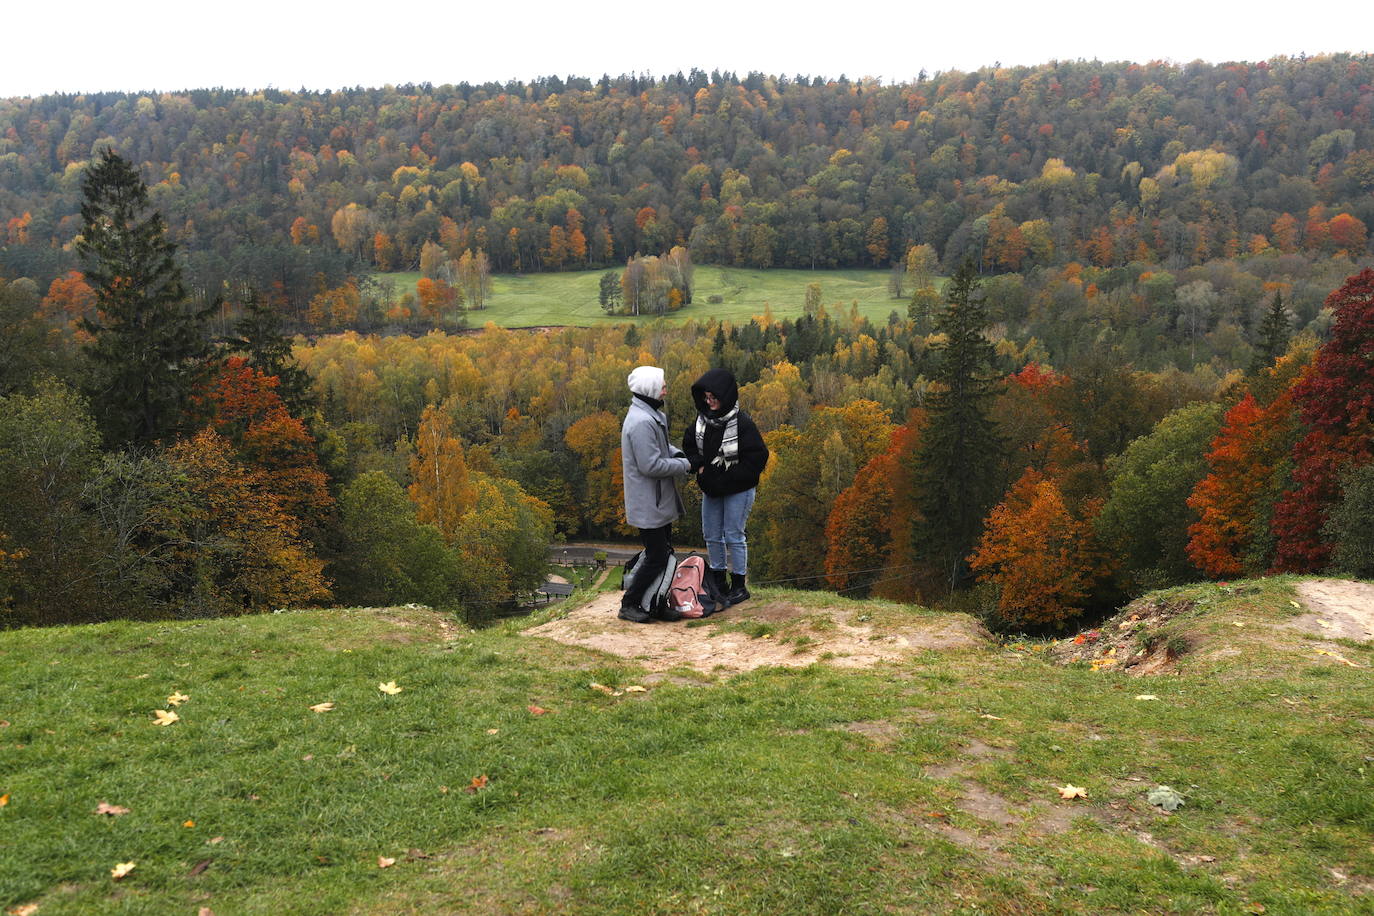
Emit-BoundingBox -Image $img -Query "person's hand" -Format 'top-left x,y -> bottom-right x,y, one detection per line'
688,454 -> 705,472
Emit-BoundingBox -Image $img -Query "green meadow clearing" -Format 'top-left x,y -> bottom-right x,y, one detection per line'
2,577 -> 1372,914
379,267 -> 911,327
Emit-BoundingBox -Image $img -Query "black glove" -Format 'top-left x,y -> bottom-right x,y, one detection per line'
687,454 -> 706,472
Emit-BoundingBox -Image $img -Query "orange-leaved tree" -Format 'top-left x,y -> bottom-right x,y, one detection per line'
563,410 -> 628,537
1185,389 -> 1297,577
161,429 -> 329,615
969,468 -> 1105,630
825,417 -> 923,596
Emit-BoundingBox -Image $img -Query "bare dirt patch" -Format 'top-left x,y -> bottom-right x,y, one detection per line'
1290,579 -> 1374,641
1049,596 -> 1197,675
524,592 -> 988,675
1051,578 -> 1374,675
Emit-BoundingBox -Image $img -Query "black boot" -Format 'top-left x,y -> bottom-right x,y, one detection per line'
726,573 -> 749,606
709,568 -> 729,602
618,602 -> 653,624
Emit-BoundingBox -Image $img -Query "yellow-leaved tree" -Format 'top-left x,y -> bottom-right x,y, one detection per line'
408,403 -> 476,542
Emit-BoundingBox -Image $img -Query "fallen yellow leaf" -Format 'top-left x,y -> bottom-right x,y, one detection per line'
1314,649 -> 1364,668
1135,695 -> 1160,701
94,802 -> 131,816
153,709 -> 180,726
9,904 -> 40,916
308,702 -> 335,713
979,714 -> 1003,720
485,728 -> 499,735
378,681 -> 403,695
167,692 -> 189,706
1057,784 -> 1089,800
0,794 -> 8,807
464,774 -> 489,794
528,705 -> 550,716
623,685 -> 648,693
588,682 -> 618,695
377,856 -> 396,868
110,861 -> 136,880
183,820 -> 195,828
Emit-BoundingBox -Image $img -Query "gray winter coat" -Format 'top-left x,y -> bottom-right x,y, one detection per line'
621,396 -> 691,529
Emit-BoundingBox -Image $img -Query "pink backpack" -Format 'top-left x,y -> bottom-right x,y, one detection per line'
668,555 -> 712,619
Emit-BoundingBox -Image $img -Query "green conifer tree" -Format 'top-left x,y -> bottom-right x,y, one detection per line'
230,289 -> 312,414
78,148 -> 213,447
911,260 -> 1004,593
1249,290 -> 1291,375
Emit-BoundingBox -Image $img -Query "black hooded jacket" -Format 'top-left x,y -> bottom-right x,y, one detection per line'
682,368 -> 769,497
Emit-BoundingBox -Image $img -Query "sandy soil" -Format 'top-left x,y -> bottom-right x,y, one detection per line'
524,592 -> 988,675
1291,578 -> 1374,641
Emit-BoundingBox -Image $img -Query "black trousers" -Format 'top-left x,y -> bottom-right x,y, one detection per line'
623,524 -> 672,609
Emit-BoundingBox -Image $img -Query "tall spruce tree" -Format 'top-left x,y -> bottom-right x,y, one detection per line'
911,260 -> 1004,593
78,148 -> 213,447
230,289 -> 312,414
1249,290 -> 1291,375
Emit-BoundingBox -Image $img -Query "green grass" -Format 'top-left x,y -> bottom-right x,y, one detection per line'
380,267 -> 911,328
2,580 -> 1372,913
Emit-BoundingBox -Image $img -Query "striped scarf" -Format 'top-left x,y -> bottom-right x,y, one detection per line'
696,407 -> 739,468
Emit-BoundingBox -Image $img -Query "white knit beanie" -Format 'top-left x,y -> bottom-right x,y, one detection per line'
627,365 -> 665,398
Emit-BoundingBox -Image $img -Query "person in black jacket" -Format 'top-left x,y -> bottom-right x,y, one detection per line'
683,368 -> 769,606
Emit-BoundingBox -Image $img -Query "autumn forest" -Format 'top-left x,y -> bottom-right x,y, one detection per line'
1,56 -> 1373,632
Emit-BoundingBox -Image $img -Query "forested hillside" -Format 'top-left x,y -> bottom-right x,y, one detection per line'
2,57 -> 1373,317
2,59 -> 1373,634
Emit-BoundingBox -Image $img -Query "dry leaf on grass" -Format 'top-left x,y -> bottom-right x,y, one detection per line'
1057,784 -> 1089,799
0,794 -> 10,807
167,692 -> 189,706
464,775 -> 489,794
183,819 -> 195,828
527,705 -> 550,716
110,862 -> 136,880
378,681 -> 403,695
187,859 -> 212,877
94,802 -> 130,816
1314,649 -> 1364,668
377,856 -> 396,868
588,682 -> 621,696
198,908 -> 215,916
623,685 -> 648,693
1147,785 -> 1186,811
8,904 -> 40,916
979,713 -> 1003,720
152,709 -> 179,726
308,702 -> 335,713
1135,695 -> 1160,701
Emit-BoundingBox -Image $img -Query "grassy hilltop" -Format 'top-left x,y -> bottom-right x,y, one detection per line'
2,578 -> 1372,914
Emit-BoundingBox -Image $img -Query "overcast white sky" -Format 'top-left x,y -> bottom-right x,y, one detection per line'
5,1 -> 1370,99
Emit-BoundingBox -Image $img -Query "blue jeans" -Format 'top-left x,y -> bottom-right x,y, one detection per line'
701,488 -> 755,574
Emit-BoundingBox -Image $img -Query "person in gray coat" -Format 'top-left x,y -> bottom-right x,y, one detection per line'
619,365 -> 701,622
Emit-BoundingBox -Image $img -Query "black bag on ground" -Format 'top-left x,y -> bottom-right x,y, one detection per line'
621,549 -> 678,617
